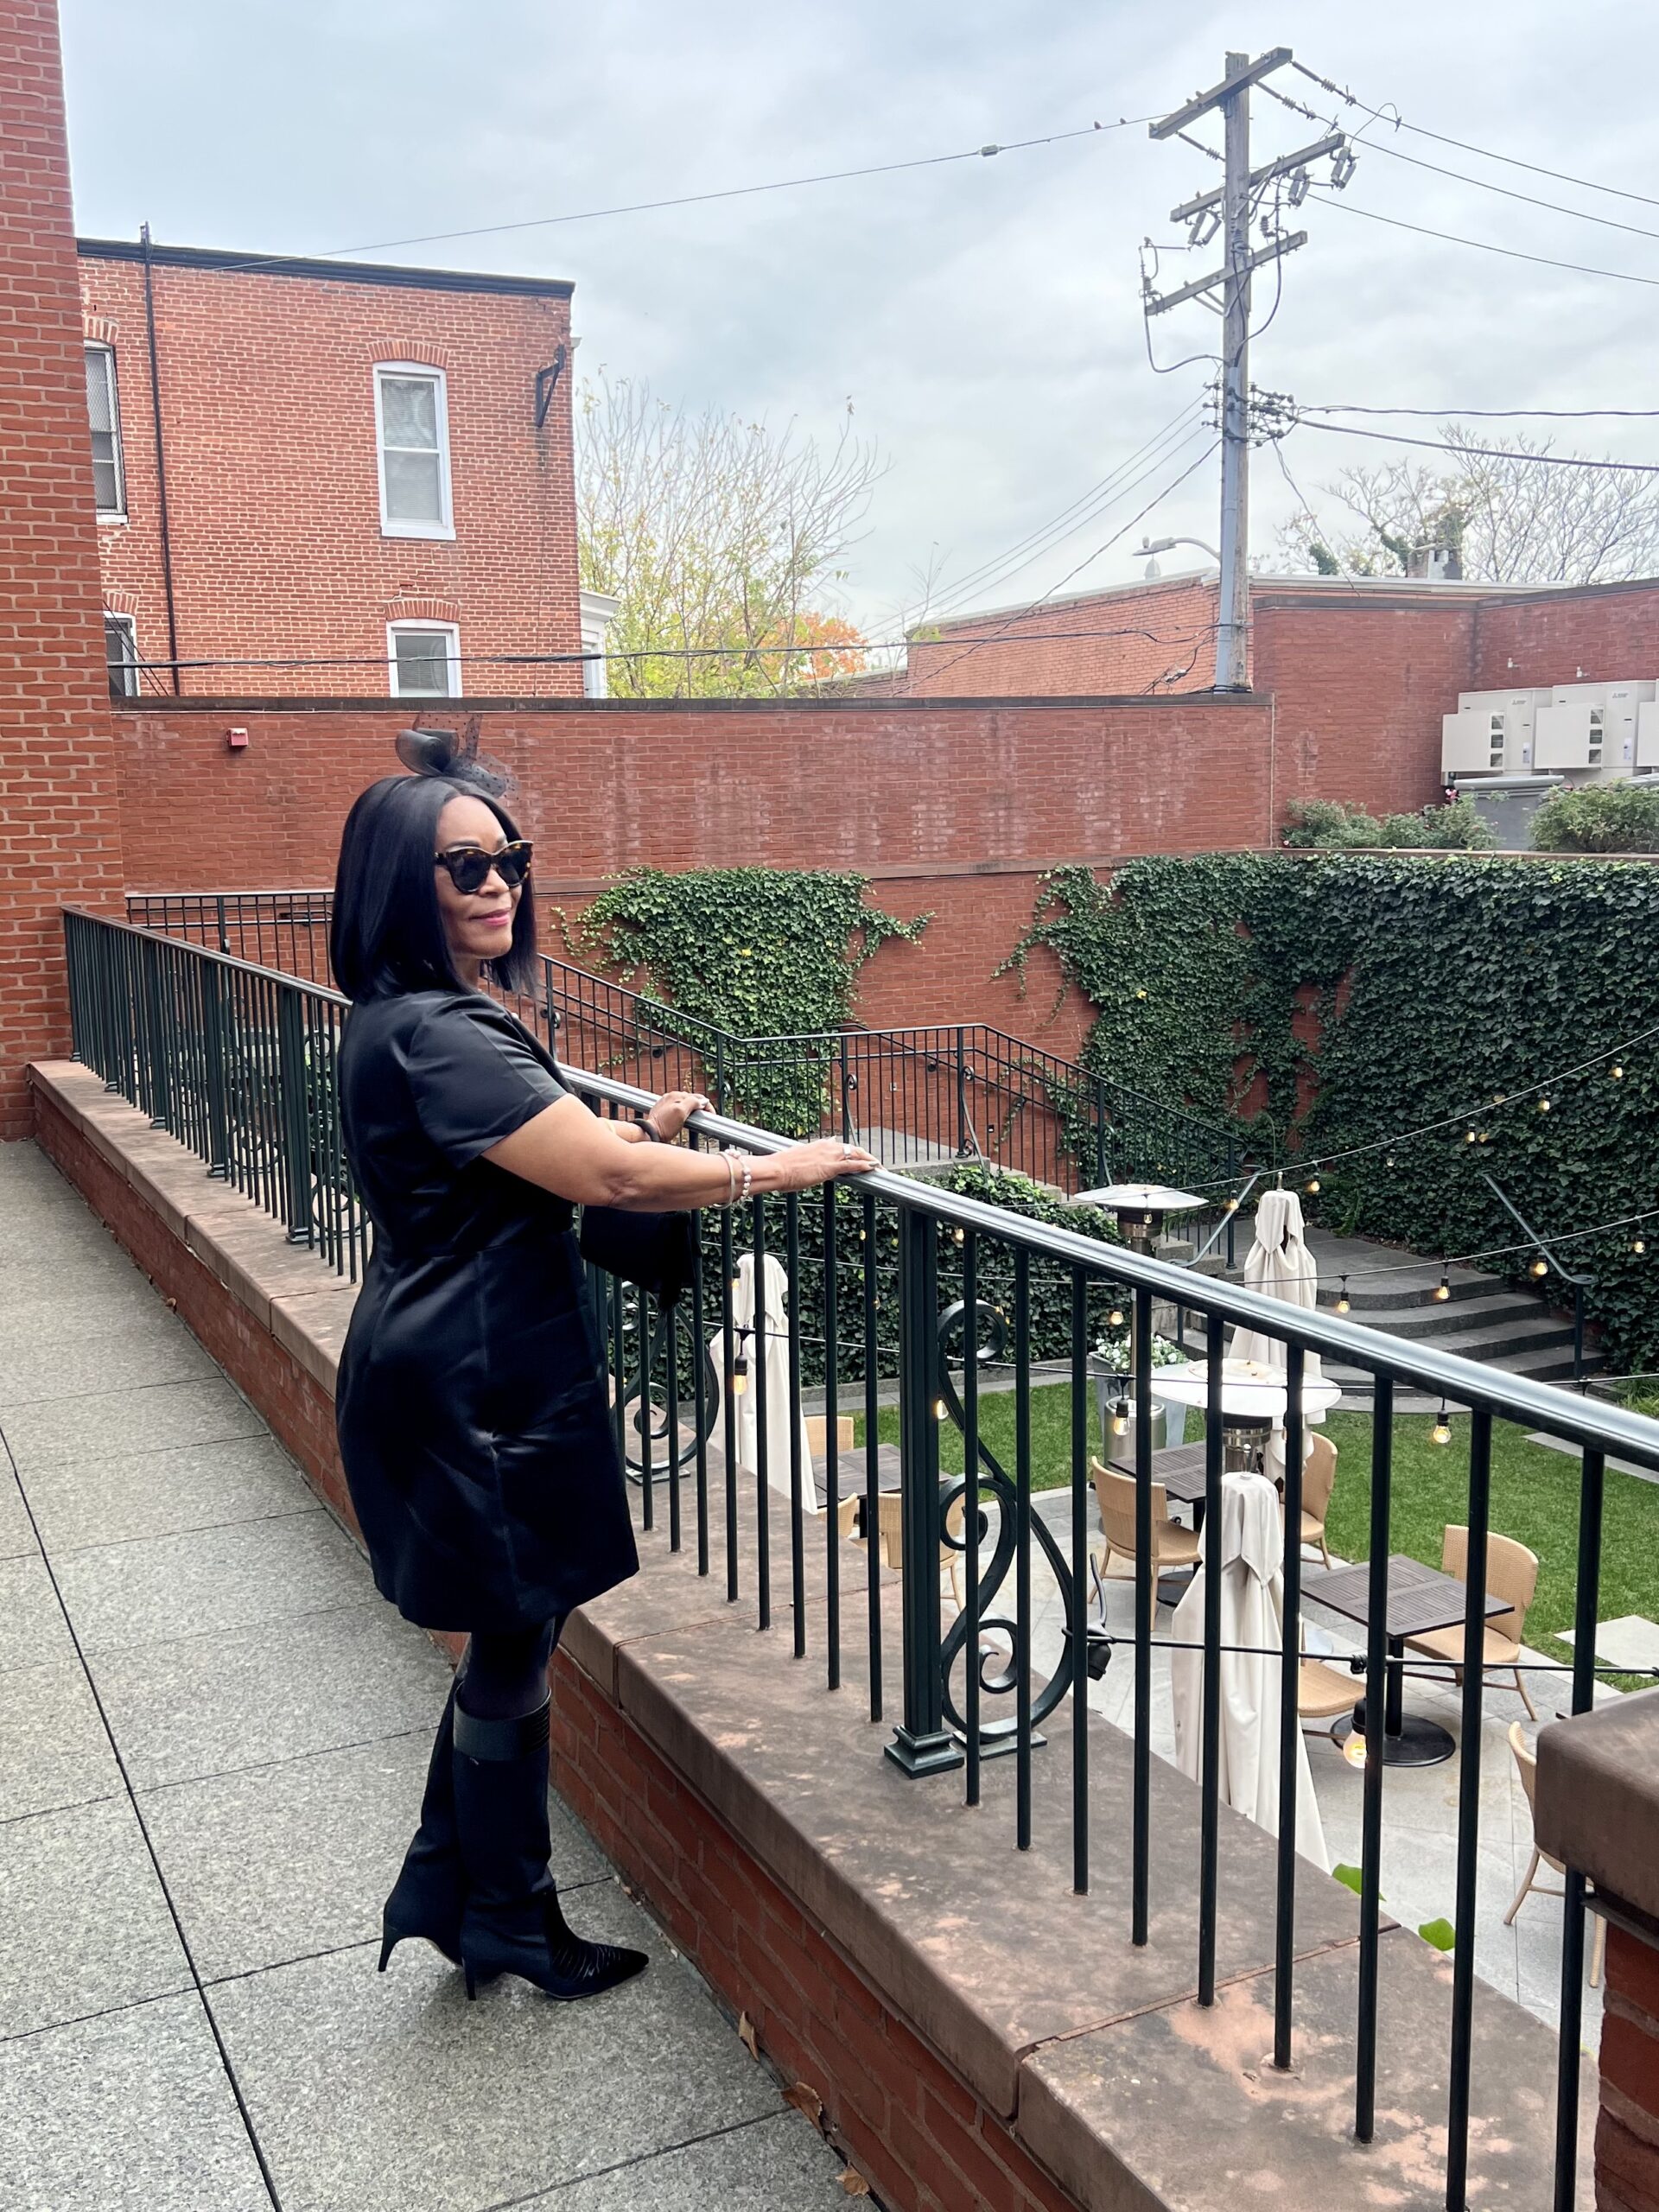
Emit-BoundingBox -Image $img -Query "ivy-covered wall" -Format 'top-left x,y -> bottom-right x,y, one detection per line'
1007,855 -> 1659,1369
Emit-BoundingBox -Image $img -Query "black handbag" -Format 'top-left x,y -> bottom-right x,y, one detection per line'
578,1204 -> 698,1307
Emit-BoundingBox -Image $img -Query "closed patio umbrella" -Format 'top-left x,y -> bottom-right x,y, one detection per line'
709,1250 -> 819,1515
1170,1470 -> 1328,1870
1229,1186 -> 1325,1482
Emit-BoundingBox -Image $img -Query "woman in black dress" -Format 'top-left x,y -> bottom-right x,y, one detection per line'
329,734 -> 875,2005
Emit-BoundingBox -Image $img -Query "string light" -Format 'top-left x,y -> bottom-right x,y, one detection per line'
1537,1096 -> 1552,1113
1109,1307 -> 1125,1329
1530,1257 -> 1549,1278
1335,1275 -> 1351,1314
1433,1274 -> 1452,1302
1431,1405 -> 1452,1446
1111,1398 -> 1130,1436
1611,1064 -> 1625,1079
1634,1237 -> 1648,1255
953,1226 -> 965,1245
1225,1197 -> 1240,1212
1343,1713 -> 1370,1768
1306,1176 -> 1321,1194
1465,1129 -> 1478,1144
933,1398 -> 948,1420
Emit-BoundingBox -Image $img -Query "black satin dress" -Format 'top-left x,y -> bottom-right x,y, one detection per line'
334,988 -> 638,1631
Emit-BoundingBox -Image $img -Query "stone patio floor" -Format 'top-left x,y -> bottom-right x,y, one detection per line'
0,1141 -> 854,2212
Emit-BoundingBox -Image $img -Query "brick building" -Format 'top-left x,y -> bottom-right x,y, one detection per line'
76,238 -> 602,702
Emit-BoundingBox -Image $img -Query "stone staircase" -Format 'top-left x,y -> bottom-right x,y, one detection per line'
1300,1228 -> 1594,1410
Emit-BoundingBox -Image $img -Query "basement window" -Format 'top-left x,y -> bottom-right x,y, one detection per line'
86,345 -> 125,518
388,620 -> 461,698
104,613 -> 139,699
375,364 -> 454,538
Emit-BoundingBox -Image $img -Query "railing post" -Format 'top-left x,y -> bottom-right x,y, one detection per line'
1572,1281 -> 1585,1385
214,893 -> 230,955
886,1205 -> 963,1778
1093,1078 -> 1109,1190
202,959 -> 231,1179
275,986 -> 314,1244
840,1034 -> 854,1145
139,930 -> 173,1129
955,1026 -> 970,1158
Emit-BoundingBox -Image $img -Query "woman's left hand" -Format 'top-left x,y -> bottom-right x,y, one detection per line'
644,1090 -> 712,1141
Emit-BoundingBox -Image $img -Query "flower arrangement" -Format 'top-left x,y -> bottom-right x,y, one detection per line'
1093,1329 -> 1186,1375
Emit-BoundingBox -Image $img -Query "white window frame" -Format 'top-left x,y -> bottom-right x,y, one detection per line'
104,611 -> 139,698
86,343 -> 126,520
387,620 -> 461,699
373,363 -> 454,539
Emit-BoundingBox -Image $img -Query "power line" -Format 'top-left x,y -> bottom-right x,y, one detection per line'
1302,404 -> 1659,423
217,119 -> 1153,276
1291,416 -> 1659,475
902,440 -> 1222,690
1309,189 -> 1659,293
1357,135 -> 1659,246
1288,59 -> 1659,214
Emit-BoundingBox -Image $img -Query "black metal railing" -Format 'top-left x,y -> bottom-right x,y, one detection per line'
67,905 -> 1659,2209
124,889 -> 1246,1227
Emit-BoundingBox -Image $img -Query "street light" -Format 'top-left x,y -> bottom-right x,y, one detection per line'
1140,534 -> 1223,579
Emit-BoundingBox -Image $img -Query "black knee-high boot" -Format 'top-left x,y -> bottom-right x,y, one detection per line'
378,1674 -> 464,1969
452,1694 -> 648,2001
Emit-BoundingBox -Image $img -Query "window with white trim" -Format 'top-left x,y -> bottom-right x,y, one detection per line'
388,621 -> 461,698
86,345 -> 125,518
374,365 -> 454,537
104,613 -> 139,699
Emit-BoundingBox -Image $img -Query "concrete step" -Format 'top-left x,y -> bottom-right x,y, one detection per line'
1319,1290 -> 1565,1344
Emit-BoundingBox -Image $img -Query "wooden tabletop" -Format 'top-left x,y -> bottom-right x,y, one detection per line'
829,1444 -> 904,1498
1302,1553 -> 1508,1640
1099,1443 -> 1211,1505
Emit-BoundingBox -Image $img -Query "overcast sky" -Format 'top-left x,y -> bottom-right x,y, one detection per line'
61,0 -> 1658,641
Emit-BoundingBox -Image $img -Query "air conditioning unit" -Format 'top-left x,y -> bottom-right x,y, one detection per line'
1637,698 -> 1659,770
1535,698 -> 1607,771
1442,689 -> 1544,776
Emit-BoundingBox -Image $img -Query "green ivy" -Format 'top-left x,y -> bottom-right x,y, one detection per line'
1005,854 -> 1659,1370
564,867 -> 929,1135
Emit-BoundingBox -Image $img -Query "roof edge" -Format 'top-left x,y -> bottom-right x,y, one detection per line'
76,237 -> 574,300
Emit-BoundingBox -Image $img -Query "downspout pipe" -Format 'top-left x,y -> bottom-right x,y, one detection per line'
140,223 -> 181,695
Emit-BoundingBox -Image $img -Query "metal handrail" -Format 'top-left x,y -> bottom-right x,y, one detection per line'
1483,1172 -> 1594,1384
65,903 -> 1650,2202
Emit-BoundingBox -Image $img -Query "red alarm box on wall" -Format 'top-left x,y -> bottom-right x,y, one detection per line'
226,727 -> 249,751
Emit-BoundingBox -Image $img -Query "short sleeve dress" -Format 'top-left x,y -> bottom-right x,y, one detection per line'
334,988 -> 638,1631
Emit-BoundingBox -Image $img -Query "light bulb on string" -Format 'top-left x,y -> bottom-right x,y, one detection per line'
1225,1197 -> 1240,1213
1611,1065 -> 1624,1080
1431,1406 -> 1452,1446
952,1227 -> 965,1246
1465,1130 -> 1478,1145
1536,1097 -> 1551,1114
1632,1237 -> 1647,1255
1433,1274 -> 1452,1303
1335,1276 -> 1351,1315
1306,1176 -> 1321,1195
1109,1308 -> 1124,1330
1111,1399 -> 1130,1438
1343,1711 -> 1369,1769
1530,1257 -> 1549,1279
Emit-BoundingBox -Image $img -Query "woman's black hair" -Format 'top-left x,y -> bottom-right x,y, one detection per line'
330,735 -> 539,1001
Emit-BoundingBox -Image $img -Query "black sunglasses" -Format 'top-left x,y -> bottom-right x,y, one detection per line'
434,841 -> 533,895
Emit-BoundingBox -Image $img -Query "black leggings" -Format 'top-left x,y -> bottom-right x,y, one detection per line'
457,1615 -> 563,1719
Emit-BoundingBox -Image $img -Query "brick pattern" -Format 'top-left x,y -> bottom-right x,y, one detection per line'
547,1655 -> 1078,2212
0,0 -> 126,1137
1473,582 -> 1659,694
107,694 -> 1272,1046
1599,1927 -> 1659,2212
901,575 -> 1219,699
77,248 -> 582,698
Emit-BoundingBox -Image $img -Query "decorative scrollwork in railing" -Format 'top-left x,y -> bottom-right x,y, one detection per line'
934,1299 -> 1104,1756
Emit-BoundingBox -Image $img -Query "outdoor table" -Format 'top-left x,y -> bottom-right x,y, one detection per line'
1149,1357 -> 1343,1472
830,1444 -> 903,1539
1301,1553 -> 1510,1768
1099,1442 -> 1213,1606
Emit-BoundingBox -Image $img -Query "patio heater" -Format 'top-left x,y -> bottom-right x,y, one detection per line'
1073,1182 -> 1204,1453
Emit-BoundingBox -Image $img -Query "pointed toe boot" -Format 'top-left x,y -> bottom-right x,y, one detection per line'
452,1696 -> 648,2003
378,1676 -> 466,1969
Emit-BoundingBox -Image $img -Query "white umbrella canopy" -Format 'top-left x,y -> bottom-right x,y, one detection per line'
1170,1470 -> 1329,1871
1229,1187 -> 1325,1482
708,1251 -> 819,1515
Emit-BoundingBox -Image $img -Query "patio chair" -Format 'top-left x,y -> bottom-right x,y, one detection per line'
1506,1721 -> 1605,1986
1298,1656 -> 1360,1741
1294,1433 -> 1338,1568
1089,1459 -> 1199,1603
874,1491 -> 969,1610
804,1414 -> 854,1458
1404,1527 -> 1541,1720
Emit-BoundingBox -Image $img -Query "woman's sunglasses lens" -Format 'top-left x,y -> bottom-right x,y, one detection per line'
441,844 -> 531,893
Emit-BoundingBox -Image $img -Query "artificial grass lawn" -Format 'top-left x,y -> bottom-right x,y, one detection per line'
860,1386 -> 1659,1675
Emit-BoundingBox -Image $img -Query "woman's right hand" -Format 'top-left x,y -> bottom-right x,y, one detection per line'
770,1139 -> 880,1192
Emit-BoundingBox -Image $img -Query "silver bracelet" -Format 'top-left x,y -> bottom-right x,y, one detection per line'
721,1149 -> 739,1206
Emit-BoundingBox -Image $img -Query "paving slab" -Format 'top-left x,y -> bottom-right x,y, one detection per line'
0,1552 -> 79,1674
88,1598 -> 452,1789
523,2110 -> 855,2209
1020,1923 -> 1595,2212
0,1376 -> 267,1476
142,1728 -> 608,1984
18,1431 -> 316,1553
0,1321 -> 219,1407
54,1507 -> 370,1654
0,1658 -> 121,1827
1558,1612 -> 1659,1671
0,1794 -> 191,2037
211,1881 -> 782,2212
0,1247 -> 155,1314
0,1465 -> 36,1559
0,1993 -> 271,2212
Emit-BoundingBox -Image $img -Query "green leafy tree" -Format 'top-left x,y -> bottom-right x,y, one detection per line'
576,372 -> 880,696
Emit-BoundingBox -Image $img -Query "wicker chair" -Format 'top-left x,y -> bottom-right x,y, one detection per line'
1404,1526 -> 1540,1720
1507,1721 -> 1605,1985
1295,1433 -> 1338,1568
1089,1459 -> 1200,1600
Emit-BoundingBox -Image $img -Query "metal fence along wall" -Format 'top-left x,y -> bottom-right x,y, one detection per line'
68,902 -> 1659,2210
124,891 -> 1243,1211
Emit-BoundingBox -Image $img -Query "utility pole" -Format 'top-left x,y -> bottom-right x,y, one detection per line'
1146,50 -> 1353,692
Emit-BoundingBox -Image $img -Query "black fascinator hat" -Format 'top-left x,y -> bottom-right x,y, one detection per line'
393,721 -> 508,796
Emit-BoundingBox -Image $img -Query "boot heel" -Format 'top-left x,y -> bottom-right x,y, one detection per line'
463,1961 -> 478,2001
378,1920 -> 397,1974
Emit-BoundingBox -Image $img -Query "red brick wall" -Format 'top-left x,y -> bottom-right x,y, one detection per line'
1250,586 -> 1479,817
1471,580 -> 1659,694
78,246 -> 581,697
109,694 -> 1272,1033
0,0 -> 125,1137
1599,1925 -> 1659,2212
901,574 -> 1217,698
